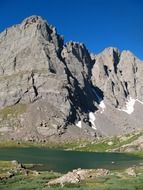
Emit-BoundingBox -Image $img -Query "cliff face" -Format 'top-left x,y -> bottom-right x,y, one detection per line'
92,48 -> 143,107
0,16 -> 143,141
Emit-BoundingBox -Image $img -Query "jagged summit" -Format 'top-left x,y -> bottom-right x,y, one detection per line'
0,16 -> 143,142
22,15 -> 44,23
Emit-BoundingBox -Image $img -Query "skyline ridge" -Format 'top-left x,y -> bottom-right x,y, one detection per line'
1,0 -> 143,59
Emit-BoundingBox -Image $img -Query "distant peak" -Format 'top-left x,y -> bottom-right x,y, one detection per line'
121,50 -> 136,58
102,47 -> 120,55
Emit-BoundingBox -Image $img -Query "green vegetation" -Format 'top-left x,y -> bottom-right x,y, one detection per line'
73,131 -> 143,152
0,161 -> 143,190
0,160 -> 61,190
0,161 -> 14,169
1,173 -> 143,190
0,128 -> 143,190
130,151 -> 143,158
0,131 -> 142,154
0,171 -> 61,190
85,174 -> 143,190
0,139 -> 86,149
0,104 -> 27,120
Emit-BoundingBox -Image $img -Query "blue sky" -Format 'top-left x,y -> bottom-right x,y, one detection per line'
1,0 -> 143,59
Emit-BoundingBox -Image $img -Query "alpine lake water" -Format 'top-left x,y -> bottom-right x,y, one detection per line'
0,147 -> 142,173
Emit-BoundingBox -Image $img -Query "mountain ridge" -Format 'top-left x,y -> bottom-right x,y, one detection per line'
0,15 -> 143,142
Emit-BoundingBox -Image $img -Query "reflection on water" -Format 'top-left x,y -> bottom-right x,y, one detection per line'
0,148 -> 142,173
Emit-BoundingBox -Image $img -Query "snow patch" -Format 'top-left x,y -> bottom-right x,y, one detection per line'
76,121 -> 82,128
89,112 -> 96,130
99,101 -> 106,113
89,112 -> 95,122
99,101 -> 106,109
92,125 -> 97,130
122,97 -> 136,114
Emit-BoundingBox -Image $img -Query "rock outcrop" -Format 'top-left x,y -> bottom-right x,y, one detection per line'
91,48 -> 143,136
114,134 -> 143,152
0,15 -> 143,141
48,168 -> 109,186
92,48 -> 143,108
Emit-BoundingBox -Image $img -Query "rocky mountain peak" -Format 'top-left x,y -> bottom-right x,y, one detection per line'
0,16 -> 143,142
21,15 -> 64,51
21,15 -> 44,28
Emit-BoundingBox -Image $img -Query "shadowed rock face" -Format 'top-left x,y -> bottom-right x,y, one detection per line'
0,15 -> 143,141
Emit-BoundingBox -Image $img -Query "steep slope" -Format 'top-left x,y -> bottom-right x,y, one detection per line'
0,16 -> 97,141
92,48 -> 143,135
0,16 -> 143,142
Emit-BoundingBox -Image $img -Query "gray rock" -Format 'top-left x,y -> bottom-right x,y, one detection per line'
48,168 -> 109,186
0,16 -> 143,141
91,47 -> 143,136
0,16 -> 97,141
